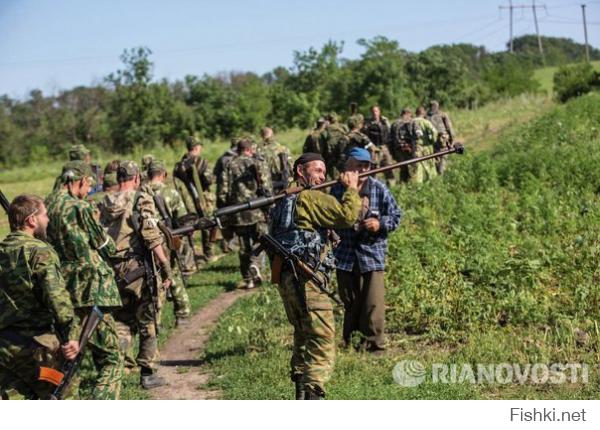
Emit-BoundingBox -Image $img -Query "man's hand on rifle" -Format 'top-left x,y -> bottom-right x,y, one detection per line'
362,217 -> 380,233
60,340 -> 80,361
339,171 -> 359,191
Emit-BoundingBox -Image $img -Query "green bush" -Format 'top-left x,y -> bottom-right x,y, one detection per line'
553,63 -> 600,102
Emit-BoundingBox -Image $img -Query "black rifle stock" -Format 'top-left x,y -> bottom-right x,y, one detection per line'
163,144 -> 465,241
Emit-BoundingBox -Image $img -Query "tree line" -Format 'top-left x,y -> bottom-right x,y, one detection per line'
0,35 -> 597,168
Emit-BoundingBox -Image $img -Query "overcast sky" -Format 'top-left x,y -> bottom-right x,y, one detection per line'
0,0 -> 598,98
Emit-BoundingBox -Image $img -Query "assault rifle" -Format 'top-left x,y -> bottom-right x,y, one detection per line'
253,233 -> 342,306
161,144 -> 465,245
38,306 -> 104,400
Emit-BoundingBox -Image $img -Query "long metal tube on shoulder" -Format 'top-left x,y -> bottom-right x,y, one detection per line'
165,144 -> 465,238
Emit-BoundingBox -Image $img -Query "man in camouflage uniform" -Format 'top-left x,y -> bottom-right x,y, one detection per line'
214,138 -> 239,254
319,112 -> 348,179
411,106 -> 438,183
218,138 -> 272,289
145,159 -> 193,327
100,161 -> 173,389
302,117 -> 327,155
174,135 -> 216,262
362,105 -> 396,185
51,144 -> 93,192
428,100 -> 455,175
140,154 -> 155,184
0,195 -> 80,399
258,127 -> 292,194
269,153 -> 360,399
335,114 -> 374,173
89,159 -> 120,214
45,161 -> 123,399
389,108 -> 414,183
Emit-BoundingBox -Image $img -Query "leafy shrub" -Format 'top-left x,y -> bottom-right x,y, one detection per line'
553,63 -> 600,102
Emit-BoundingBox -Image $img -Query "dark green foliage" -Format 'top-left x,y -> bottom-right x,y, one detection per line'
553,63 -> 600,102
512,35 -> 600,66
0,35 -> 596,167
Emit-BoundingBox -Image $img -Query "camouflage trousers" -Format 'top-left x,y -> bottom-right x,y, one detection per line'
114,285 -> 160,372
397,144 -> 437,184
169,249 -> 192,319
434,134 -> 451,175
276,270 -> 336,395
70,309 -> 123,400
233,223 -> 265,282
179,237 -> 197,277
0,329 -> 64,399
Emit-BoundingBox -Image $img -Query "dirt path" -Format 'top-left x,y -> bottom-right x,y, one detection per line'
150,289 -> 252,400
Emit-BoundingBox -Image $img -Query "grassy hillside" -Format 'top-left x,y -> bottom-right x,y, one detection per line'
200,93 -> 600,399
534,60 -> 600,95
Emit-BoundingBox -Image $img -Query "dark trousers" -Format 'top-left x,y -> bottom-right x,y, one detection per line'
336,266 -> 386,350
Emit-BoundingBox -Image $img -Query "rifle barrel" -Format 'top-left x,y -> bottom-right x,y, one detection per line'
166,144 -> 464,237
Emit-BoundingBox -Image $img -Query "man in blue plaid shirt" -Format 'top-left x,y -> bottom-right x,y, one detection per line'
330,147 -> 402,352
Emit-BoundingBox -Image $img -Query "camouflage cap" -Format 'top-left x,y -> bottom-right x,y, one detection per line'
68,144 -> 90,161
347,114 -> 364,129
141,154 -> 155,169
61,160 -> 95,185
148,159 -> 167,175
117,160 -> 139,182
186,134 -> 203,150
103,172 -> 118,188
325,112 -> 338,123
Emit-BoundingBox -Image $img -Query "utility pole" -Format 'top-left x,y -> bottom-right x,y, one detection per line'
498,2 -> 546,61
499,1 -> 515,52
582,3 -> 590,62
532,0 -> 545,65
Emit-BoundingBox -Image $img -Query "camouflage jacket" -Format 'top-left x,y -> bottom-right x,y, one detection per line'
303,129 -> 323,154
427,110 -> 455,140
146,181 -> 188,224
258,138 -> 292,191
412,117 -> 438,147
100,187 -> 165,259
320,122 -> 348,161
218,154 -> 272,226
0,231 -> 79,341
214,149 -> 237,207
362,116 -> 391,147
46,189 -> 121,309
174,153 -> 214,217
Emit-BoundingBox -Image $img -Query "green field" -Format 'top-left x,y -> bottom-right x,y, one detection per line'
2,87 -> 599,399
200,92 -> 600,399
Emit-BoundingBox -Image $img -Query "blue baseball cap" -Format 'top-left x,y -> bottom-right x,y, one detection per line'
348,147 -> 372,163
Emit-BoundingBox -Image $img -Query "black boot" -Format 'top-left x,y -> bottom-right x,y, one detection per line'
140,368 -> 167,389
304,386 -> 324,400
293,376 -> 305,400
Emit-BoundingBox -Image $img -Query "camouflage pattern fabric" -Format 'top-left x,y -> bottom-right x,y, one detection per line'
320,122 -> 348,179
258,137 -> 292,192
277,270 -> 335,393
46,189 -> 121,308
45,189 -> 124,399
174,153 -> 215,258
69,309 -> 123,399
271,186 -> 361,395
411,117 -> 438,183
0,231 -> 78,399
335,130 -> 373,173
234,223 -> 265,283
302,128 -> 323,154
147,181 -> 192,319
218,154 -> 272,227
362,116 -> 391,148
428,109 -> 455,175
100,184 -> 167,372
